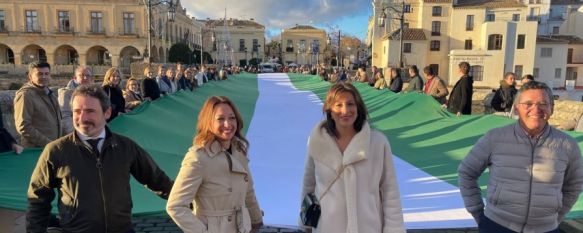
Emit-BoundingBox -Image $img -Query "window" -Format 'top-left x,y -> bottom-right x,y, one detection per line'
286,39 -> 293,52
466,15 -> 474,31
404,4 -> 412,13
299,39 -> 306,53
471,65 -> 483,81
239,39 -> 245,51
431,21 -> 441,36
552,26 -> 559,34
253,39 -> 259,52
487,34 -> 503,50
486,14 -> 495,22
430,64 -> 439,76
430,40 -> 440,51
568,48 -> 573,63
512,14 -> 520,21
541,47 -> 552,57
90,11 -> 103,34
404,43 -> 412,53
515,65 -> 523,78
25,10 -> 39,32
123,12 -> 135,34
533,68 -> 539,79
432,6 -> 442,16
464,39 -> 472,50
403,22 -> 410,28
0,10 -> 5,32
555,68 -> 562,79
57,11 -> 71,32
312,40 -> 320,53
517,34 -> 525,49
157,18 -> 162,39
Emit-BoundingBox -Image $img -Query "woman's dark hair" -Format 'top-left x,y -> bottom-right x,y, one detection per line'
423,66 -> 435,76
322,83 -> 368,138
391,68 -> 402,79
409,65 -> 419,75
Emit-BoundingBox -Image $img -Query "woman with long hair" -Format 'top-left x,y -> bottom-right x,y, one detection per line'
301,83 -> 405,233
102,67 -> 125,122
167,96 -> 263,233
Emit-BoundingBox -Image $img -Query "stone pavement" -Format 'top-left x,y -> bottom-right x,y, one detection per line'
1,210 -> 577,233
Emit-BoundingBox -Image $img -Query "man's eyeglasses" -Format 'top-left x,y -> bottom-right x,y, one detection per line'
518,102 -> 549,109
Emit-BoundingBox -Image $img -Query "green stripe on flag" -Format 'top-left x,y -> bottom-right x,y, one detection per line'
0,73 -> 260,215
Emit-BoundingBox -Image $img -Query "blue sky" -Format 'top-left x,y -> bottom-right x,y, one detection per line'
182,0 -> 373,41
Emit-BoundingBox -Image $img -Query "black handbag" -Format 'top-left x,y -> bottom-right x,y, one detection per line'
301,193 -> 321,227
300,165 -> 345,228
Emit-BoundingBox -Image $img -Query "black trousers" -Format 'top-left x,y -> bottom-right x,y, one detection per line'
479,214 -> 560,233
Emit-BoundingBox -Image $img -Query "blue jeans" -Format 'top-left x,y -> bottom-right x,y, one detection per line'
479,214 -> 560,233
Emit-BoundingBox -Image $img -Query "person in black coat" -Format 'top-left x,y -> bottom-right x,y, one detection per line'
177,68 -> 194,91
491,72 -> 517,113
102,67 -> 126,122
389,68 -> 403,93
447,62 -> 474,116
0,107 -> 23,153
141,66 -> 161,101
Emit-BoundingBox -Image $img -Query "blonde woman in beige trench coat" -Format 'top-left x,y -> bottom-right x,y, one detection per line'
167,96 -> 263,233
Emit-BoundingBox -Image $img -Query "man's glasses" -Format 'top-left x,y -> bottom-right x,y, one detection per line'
518,102 -> 549,109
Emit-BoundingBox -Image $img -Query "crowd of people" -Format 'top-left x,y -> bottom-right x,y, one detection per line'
2,60 -> 580,233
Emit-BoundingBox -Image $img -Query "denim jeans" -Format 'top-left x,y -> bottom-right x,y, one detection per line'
479,214 -> 560,233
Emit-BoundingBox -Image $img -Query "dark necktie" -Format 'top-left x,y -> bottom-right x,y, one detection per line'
86,138 -> 101,154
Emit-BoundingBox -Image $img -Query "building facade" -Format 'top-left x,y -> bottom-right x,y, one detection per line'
371,0 -> 538,87
281,25 -> 328,66
0,0 -> 199,76
202,18 -> 265,66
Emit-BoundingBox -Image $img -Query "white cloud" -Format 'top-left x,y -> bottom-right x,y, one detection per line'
181,0 -> 371,33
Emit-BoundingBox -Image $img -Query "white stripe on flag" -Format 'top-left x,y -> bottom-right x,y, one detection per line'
247,73 -> 477,229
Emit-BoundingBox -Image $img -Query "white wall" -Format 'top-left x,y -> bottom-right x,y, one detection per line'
534,43 -> 568,88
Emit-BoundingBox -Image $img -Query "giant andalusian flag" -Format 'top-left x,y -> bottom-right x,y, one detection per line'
1,73 -> 582,229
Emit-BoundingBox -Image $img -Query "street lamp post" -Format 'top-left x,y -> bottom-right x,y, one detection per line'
378,0 -> 406,68
145,0 -> 177,64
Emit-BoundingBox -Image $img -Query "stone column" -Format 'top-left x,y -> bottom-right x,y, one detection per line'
77,54 -> 87,66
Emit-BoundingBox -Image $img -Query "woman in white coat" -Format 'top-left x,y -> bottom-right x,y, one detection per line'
301,83 -> 405,233
167,96 -> 263,233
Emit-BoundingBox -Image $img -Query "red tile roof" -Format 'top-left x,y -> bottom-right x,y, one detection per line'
384,28 -> 427,41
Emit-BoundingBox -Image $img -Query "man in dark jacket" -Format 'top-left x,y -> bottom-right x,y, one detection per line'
491,72 -> 517,113
447,61 -> 474,116
27,84 -> 173,233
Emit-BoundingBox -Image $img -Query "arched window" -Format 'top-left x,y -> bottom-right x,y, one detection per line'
488,34 -> 503,50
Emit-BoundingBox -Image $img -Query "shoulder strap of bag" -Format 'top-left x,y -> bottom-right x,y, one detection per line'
318,165 -> 345,201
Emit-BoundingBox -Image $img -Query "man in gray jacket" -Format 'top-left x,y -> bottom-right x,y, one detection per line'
458,81 -> 583,233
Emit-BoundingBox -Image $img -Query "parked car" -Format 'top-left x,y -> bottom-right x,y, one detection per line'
259,63 -> 275,73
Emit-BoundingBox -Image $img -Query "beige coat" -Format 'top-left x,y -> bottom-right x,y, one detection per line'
301,122 -> 405,233
122,89 -> 143,110
167,138 -> 262,233
424,76 -> 448,104
14,83 -> 63,147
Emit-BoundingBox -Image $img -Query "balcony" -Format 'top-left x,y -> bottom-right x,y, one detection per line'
431,31 -> 441,36
87,27 -> 106,35
526,16 -> 540,22
118,28 -> 139,37
24,25 -> 42,34
0,25 -> 7,33
56,26 -> 75,34
286,47 -> 294,52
